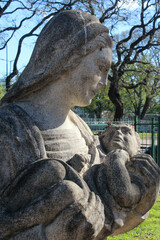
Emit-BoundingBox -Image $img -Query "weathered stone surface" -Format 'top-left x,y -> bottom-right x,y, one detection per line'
0,10 -> 159,240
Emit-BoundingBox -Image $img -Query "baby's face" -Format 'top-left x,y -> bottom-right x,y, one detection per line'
102,125 -> 139,157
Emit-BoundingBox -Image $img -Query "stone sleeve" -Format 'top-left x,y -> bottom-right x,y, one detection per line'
8,225 -> 47,240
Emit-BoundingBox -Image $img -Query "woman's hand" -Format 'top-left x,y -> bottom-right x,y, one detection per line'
126,153 -> 160,215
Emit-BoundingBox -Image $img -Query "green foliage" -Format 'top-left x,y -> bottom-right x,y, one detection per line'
148,99 -> 160,114
0,84 -> 6,99
108,195 -> 160,240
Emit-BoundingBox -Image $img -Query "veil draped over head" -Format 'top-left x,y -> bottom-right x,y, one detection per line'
1,10 -> 112,105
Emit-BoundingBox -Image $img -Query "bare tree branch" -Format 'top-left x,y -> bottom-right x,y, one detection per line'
99,0 -> 119,23
0,10 -> 36,33
121,82 -> 146,90
0,0 -> 12,17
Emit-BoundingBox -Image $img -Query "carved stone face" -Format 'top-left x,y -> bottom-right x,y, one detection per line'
101,125 -> 139,157
66,47 -> 112,107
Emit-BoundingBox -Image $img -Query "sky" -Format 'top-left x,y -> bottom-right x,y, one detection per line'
0,0 -> 156,82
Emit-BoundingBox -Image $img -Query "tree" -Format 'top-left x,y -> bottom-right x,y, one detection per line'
120,58 -> 160,119
119,30 -> 160,119
109,0 -> 160,120
0,0 -> 160,120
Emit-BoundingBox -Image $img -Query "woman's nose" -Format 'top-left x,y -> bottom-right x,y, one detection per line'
98,82 -> 107,89
98,76 -> 108,90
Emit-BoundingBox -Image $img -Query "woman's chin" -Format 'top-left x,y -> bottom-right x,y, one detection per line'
75,98 -> 93,107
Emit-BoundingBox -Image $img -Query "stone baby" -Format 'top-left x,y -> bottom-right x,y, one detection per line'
87,124 -> 159,236
98,123 -> 143,212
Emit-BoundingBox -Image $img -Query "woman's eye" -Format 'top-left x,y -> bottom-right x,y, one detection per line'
99,66 -> 104,71
99,65 -> 108,73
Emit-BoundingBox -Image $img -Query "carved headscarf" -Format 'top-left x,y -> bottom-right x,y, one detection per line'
1,10 -> 112,104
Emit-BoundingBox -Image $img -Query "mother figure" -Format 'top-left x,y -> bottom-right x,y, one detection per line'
0,10 -> 159,240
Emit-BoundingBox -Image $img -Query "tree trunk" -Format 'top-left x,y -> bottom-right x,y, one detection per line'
140,96 -> 151,119
108,83 -> 123,121
135,107 -> 141,119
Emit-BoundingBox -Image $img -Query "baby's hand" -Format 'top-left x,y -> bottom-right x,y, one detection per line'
104,149 -> 130,165
101,149 -> 141,207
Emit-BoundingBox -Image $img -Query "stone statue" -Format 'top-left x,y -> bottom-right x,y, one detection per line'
0,10 -> 159,240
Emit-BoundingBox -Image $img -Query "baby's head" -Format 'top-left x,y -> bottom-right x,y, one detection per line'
100,123 -> 141,157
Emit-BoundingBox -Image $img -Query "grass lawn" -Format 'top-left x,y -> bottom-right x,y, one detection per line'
108,194 -> 160,240
138,132 -> 157,139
